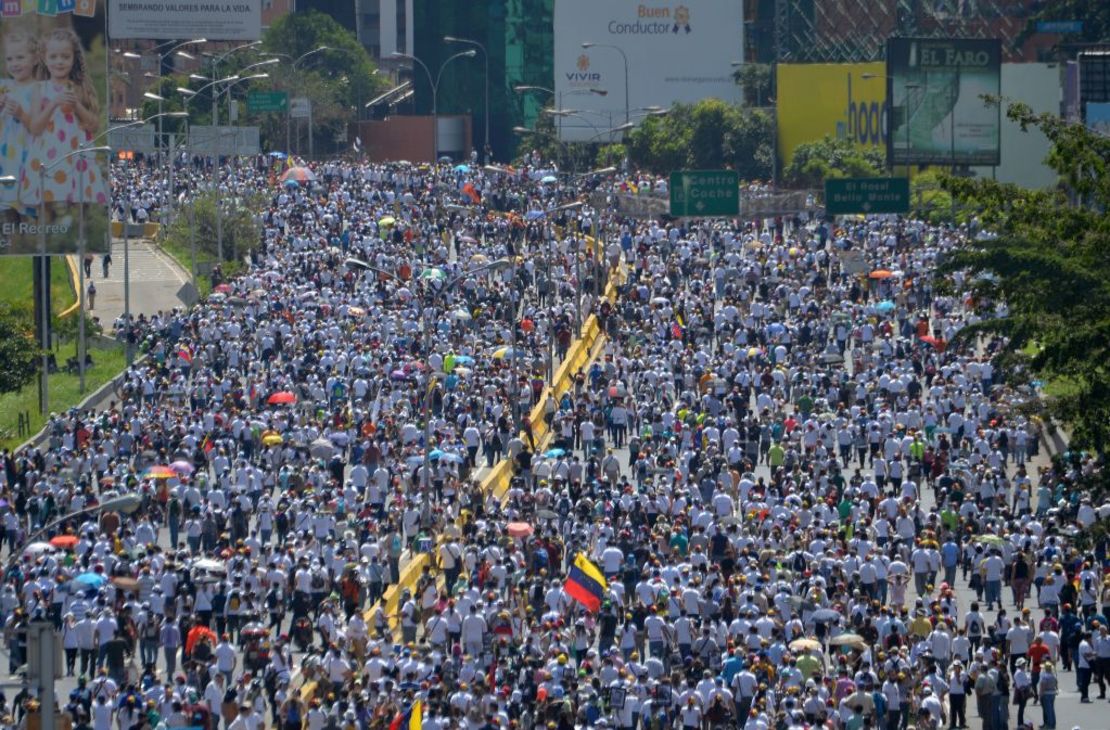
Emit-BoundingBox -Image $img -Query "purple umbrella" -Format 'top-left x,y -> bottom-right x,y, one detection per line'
170,460 -> 195,475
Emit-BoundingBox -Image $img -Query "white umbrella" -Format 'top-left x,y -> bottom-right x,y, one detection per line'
193,558 -> 227,574
811,608 -> 841,622
23,542 -> 56,557
310,438 -> 335,459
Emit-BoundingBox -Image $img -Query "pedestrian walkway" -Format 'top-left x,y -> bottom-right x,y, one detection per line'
73,238 -> 191,332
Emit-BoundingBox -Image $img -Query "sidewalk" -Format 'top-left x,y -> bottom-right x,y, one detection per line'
73,238 -> 192,332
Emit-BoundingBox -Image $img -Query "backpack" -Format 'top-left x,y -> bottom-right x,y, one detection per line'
228,593 -> 241,612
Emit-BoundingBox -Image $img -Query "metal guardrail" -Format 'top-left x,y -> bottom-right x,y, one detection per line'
591,188 -> 824,218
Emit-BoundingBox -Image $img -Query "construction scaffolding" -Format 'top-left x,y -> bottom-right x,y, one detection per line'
763,0 -> 1038,63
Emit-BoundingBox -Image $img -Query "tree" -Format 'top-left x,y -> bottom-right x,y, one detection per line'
939,102 -> 1110,456
0,305 -> 38,395
623,100 -> 773,180
258,11 -> 386,155
161,189 -> 263,268
733,63 -> 772,107
782,135 -> 885,188
167,11 -> 386,155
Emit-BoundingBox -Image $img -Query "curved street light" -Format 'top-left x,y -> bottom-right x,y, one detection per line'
582,42 -> 629,124
392,50 -> 477,163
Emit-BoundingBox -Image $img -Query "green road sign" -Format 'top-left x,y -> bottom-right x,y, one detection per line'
669,170 -> 739,217
825,177 -> 910,215
247,91 -> 288,113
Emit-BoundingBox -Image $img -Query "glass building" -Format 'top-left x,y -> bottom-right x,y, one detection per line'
411,0 -> 554,161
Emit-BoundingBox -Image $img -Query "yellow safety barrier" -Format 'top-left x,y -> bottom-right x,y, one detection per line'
58,256 -> 82,319
297,240 -> 621,703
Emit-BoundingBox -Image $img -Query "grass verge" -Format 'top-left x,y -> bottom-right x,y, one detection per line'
0,256 -> 77,317
0,342 -> 127,451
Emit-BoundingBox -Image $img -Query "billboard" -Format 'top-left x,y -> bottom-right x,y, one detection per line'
108,123 -> 155,154
188,125 -> 259,156
0,0 -> 109,255
108,0 -> 261,41
887,37 -> 1001,167
553,0 -> 742,142
776,62 -> 886,168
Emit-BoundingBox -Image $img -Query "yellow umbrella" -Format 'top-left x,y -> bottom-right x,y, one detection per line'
379,216 -> 396,227
262,433 -> 284,447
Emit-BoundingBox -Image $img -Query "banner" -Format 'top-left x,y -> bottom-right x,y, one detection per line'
886,37 -> 1001,167
108,0 -> 261,41
0,0 -> 109,255
553,0 -> 742,142
776,62 -> 886,168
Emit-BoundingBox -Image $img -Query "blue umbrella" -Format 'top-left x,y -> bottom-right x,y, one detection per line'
540,175 -> 558,184
74,572 -> 107,588
876,300 -> 896,313
454,163 -> 470,172
525,210 -> 547,220
269,151 -> 288,159
283,178 -> 300,188
453,355 -> 474,365
543,448 -> 567,458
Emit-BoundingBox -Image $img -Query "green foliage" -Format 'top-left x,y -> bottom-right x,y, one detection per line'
783,135 -> 885,188
0,305 -> 38,395
623,100 -> 773,180
53,311 -> 103,345
160,190 -> 263,268
594,144 -> 626,170
733,64 -> 772,107
515,113 -> 572,169
167,12 -> 385,155
910,169 -> 956,225
939,102 -> 1110,455
257,11 -> 386,155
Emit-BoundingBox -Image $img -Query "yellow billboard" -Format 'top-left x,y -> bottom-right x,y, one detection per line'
777,62 -> 887,168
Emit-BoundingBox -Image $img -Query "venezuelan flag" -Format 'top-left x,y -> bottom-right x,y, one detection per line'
564,553 -> 608,612
389,700 -> 422,730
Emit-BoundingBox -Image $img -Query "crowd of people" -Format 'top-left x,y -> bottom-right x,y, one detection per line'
0,153 -> 1105,730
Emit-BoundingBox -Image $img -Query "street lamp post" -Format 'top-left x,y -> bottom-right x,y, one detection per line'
444,36 -> 489,161
266,47 -> 330,154
222,59 -> 277,126
514,85 -> 607,140
582,42 -> 629,124
37,146 -> 108,409
392,50 -> 477,163
207,40 -> 262,126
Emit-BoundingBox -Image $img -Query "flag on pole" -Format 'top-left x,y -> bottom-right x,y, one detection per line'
563,553 -> 608,612
388,700 -> 422,730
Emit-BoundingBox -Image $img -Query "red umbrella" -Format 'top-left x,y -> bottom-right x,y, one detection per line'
186,625 -> 217,655
919,335 -> 946,351
213,284 -> 232,294
49,535 -> 79,549
267,391 -> 296,405
507,522 -> 534,538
